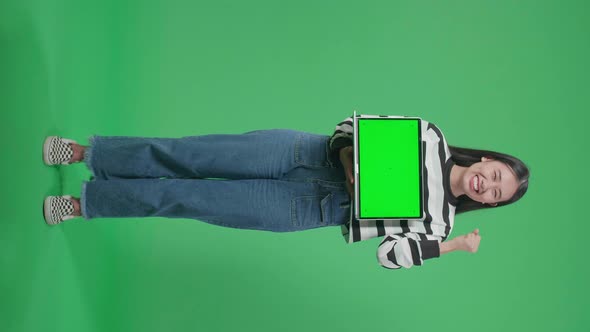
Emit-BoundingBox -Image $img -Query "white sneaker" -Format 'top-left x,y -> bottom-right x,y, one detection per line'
43,195 -> 77,225
43,136 -> 78,165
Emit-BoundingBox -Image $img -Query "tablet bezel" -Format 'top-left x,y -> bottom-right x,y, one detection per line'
353,111 -> 424,221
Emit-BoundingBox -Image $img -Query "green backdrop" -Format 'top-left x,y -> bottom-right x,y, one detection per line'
1,1 -> 588,331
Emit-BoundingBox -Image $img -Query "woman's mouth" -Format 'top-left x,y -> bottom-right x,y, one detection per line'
471,175 -> 479,193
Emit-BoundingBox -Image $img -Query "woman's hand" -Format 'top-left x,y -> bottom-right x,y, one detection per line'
459,229 -> 481,253
339,146 -> 354,198
439,229 -> 481,254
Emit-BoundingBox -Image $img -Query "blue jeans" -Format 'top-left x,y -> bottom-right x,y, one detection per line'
80,129 -> 352,232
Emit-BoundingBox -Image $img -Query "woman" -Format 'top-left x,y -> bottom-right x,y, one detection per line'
42,115 -> 530,269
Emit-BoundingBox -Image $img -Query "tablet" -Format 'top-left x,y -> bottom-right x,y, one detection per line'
353,111 -> 424,220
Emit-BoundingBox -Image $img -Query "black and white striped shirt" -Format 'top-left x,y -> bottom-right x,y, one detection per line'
329,115 -> 460,269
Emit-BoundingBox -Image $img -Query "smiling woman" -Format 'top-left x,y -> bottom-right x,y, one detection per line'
40,114 -> 530,270
459,157 -> 516,205
447,147 -> 530,213
332,114 -> 530,269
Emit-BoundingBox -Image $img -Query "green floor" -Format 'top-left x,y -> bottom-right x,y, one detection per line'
1,1 -> 589,331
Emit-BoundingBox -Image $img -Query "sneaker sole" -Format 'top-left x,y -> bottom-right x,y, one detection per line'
43,196 -> 55,225
42,136 -> 54,165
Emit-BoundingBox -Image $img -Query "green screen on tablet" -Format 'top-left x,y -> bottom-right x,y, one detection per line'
357,118 -> 423,219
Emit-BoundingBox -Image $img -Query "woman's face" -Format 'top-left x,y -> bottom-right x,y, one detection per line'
462,157 -> 520,206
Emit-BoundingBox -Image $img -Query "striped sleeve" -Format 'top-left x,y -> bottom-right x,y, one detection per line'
329,115 -> 354,154
376,233 -> 441,269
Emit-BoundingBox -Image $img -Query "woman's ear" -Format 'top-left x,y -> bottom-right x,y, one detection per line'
489,203 -> 498,207
481,156 -> 494,162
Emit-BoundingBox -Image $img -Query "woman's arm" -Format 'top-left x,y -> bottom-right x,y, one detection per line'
329,115 -> 354,167
377,233 -> 442,269
329,115 -> 354,151
377,230 -> 481,269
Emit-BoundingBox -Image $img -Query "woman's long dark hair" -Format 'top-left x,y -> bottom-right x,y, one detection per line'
449,146 -> 530,214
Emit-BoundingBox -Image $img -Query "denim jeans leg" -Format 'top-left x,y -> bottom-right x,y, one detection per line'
83,129 -> 307,180
81,178 -> 344,231
80,129 -> 352,228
